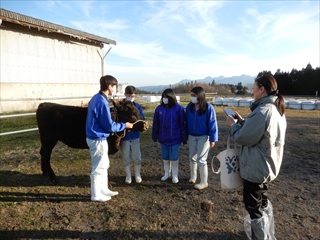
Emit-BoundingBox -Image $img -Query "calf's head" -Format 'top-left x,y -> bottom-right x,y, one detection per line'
112,100 -> 148,132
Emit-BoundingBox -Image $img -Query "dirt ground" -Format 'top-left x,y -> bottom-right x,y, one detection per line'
134,109 -> 320,240
0,108 -> 319,240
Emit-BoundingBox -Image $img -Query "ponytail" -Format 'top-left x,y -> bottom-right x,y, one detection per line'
256,75 -> 286,116
275,94 -> 286,116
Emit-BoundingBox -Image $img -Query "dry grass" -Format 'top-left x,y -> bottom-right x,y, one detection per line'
0,104 -> 319,240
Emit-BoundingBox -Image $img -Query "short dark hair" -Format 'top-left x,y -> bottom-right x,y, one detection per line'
100,75 -> 118,91
125,85 -> 136,94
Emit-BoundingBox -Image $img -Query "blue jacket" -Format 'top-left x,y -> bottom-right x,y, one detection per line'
121,101 -> 145,141
86,92 -> 126,140
186,102 -> 218,142
152,104 -> 187,146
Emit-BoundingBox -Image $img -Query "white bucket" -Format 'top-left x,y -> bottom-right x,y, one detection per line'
211,137 -> 243,190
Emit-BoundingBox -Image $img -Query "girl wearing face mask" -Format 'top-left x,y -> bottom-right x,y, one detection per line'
152,88 -> 187,183
120,85 -> 145,184
186,86 -> 218,190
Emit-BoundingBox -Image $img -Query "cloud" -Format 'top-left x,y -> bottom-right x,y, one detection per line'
35,0 -> 318,86
143,1 -> 225,52
246,8 -> 277,35
34,1 -> 57,10
71,19 -> 128,33
35,0 -> 72,13
111,41 -> 166,62
76,1 -> 96,18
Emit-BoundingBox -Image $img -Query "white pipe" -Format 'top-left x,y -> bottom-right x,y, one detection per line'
1,96 -> 92,102
0,113 -> 36,119
0,128 -> 38,136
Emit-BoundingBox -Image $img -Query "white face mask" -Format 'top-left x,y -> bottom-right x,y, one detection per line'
126,97 -> 135,102
190,96 -> 198,104
162,98 -> 169,105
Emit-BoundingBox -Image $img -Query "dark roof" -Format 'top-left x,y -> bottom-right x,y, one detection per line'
0,8 -> 116,45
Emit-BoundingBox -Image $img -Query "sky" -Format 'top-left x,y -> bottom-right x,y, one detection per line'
1,1 -> 319,87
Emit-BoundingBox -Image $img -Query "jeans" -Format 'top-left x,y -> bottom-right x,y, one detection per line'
160,143 -> 180,160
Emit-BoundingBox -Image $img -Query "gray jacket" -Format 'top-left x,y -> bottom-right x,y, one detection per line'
229,96 -> 287,183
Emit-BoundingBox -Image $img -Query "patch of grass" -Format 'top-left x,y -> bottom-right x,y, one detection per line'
0,114 -> 37,133
0,201 -> 17,208
104,211 -> 114,222
167,186 -> 179,193
136,184 -> 149,191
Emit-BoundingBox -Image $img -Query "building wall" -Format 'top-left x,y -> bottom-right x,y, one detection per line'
0,83 -> 100,113
0,21 -> 108,113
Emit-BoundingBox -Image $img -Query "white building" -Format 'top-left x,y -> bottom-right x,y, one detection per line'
0,8 -> 116,113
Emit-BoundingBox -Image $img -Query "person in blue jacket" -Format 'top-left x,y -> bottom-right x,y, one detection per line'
120,85 -> 145,184
186,86 -> 218,190
152,88 -> 187,183
86,75 -> 133,202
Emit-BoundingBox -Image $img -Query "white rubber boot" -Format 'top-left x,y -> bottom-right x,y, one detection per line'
194,165 -> 208,190
124,165 -> 132,184
101,174 -> 118,197
189,161 -> 197,183
161,160 -> 171,181
171,160 -> 179,183
134,164 -> 142,183
251,214 -> 270,240
264,200 -> 276,240
90,175 -> 111,202
244,214 -> 252,239
244,212 -> 271,240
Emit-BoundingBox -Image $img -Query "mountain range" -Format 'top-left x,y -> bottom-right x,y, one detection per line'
137,74 -> 255,93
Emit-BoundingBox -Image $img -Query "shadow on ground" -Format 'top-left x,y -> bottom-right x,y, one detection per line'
0,229 -> 248,240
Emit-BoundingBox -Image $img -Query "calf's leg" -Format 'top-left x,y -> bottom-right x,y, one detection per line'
39,140 -> 57,184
